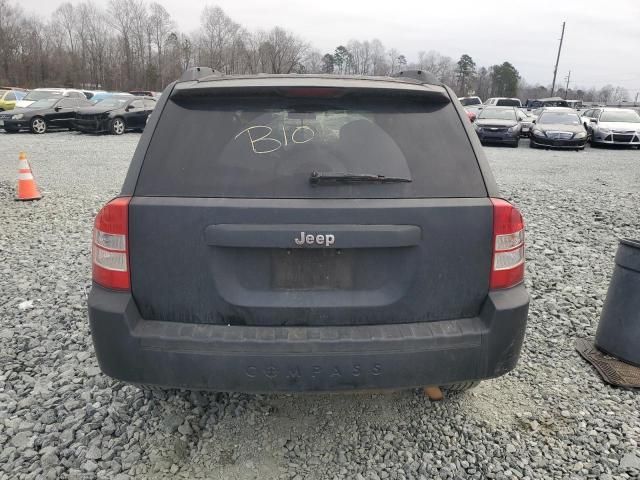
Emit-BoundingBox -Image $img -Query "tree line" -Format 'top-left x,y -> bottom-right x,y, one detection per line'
0,0 -> 630,102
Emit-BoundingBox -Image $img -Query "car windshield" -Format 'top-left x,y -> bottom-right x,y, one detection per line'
460,98 -> 481,106
24,90 -> 63,101
28,99 -> 58,109
538,112 -> 581,125
478,108 -> 516,120
94,98 -> 129,108
495,99 -> 520,106
600,110 -> 640,123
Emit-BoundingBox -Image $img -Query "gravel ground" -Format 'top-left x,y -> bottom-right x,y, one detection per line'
1,132 -> 639,480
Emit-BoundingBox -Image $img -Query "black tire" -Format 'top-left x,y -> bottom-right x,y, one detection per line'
529,141 -> 536,148
511,141 -> 519,148
110,117 -> 126,135
30,117 -> 47,134
443,381 -> 480,394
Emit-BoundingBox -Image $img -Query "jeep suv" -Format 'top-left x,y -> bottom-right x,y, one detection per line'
88,69 -> 529,393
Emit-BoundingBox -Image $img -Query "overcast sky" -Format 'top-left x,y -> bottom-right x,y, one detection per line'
19,0 -> 640,96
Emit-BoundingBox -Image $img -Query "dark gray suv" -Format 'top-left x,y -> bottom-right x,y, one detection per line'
88,69 -> 529,394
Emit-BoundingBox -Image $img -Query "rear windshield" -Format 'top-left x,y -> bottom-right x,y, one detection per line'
460,97 -> 481,106
136,94 -> 486,198
495,99 -> 521,107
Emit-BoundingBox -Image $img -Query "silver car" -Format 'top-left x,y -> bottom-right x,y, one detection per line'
584,108 -> 640,147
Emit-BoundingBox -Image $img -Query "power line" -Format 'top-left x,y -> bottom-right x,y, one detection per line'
550,22 -> 566,97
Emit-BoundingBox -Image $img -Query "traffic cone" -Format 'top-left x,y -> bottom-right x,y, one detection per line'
15,152 -> 42,201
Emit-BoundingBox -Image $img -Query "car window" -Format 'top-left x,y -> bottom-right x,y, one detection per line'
136,94 -> 486,199
143,99 -> 156,109
131,100 -> 145,109
29,99 -> 58,109
478,108 -> 517,120
5,91 -> 16,101
538,112 -> 581,125
67,91 -> 81,98
495,99 -> 521,107
58,98 -> 77,108
24,90 -> 63,101
599,110 -> 640,123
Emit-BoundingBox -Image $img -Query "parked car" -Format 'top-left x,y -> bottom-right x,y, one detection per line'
88,69 -> 529,394
0,97 -> 92,133
529,108 -> 588,150
89,92 -> 134,103
523,97 -> 569,110
15,88 -> 87,108
129,90 -> 160,97
516,108 -> 535,136
473,106 -> 521,147
484,97 -> 522,107
0,88 -> 27,111
74,96 -> 156,134
458,96 -> 482,106
584,108 -> 640,147
82,90 -> 108,100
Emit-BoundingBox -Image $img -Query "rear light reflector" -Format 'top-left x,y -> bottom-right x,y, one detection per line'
92,196 -> 131,290
490,198 -> 525,290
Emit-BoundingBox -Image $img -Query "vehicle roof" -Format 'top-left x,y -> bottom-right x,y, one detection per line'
487,97 -> 519,100
173,74 -> 448,96
31,87 -> 83,92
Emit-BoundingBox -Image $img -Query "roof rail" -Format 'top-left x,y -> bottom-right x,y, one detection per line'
392,70 -> 440,86
179,67 -> 223,82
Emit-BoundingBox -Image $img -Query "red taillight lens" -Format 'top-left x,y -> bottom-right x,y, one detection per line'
92,196 -> 131,290
490,198 -> 525,290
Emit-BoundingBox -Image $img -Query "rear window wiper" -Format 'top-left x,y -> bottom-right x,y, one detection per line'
310,171 -> 412,185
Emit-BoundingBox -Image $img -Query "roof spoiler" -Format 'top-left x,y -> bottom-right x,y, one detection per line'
392,70 -> 440,86
179,67 -> 223,82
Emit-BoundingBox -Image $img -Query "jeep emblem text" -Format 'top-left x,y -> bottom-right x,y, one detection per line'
294,231 -> 335,247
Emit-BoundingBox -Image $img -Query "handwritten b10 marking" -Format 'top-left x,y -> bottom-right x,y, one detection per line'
234,124 -> 315,154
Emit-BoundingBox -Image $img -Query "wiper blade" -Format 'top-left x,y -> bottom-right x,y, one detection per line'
310,171 -> 412,185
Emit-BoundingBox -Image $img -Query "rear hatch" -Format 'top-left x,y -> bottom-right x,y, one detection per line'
129,79 -> 493,326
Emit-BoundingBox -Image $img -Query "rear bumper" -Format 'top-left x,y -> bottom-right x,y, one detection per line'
88,284 -> 529,393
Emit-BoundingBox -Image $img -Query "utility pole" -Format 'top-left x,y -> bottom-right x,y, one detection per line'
635,92 -> 639,106
564,70 -> 571,99
550,22 -> 566,97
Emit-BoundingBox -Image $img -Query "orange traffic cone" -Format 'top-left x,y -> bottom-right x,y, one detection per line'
15,152 -> 42,201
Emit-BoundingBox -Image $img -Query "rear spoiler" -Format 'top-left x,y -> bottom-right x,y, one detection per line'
171,69 -> 450,103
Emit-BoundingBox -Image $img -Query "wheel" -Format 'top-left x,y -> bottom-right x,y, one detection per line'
511,141 -> 519,148
110,117 -> 126,135
529,141 -> 536,148
30,117 -> 47,134
443,381 -> 480,394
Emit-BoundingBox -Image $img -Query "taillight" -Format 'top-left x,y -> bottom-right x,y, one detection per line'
490,198 -> 525,290
92,196 -> 131,290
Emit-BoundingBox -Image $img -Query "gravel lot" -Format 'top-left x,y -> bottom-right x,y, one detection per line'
1,132 -> 639,480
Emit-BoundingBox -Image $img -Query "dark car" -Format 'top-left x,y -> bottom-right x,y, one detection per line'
524,97 -> 569,110
129,90 -> 159,97
88,69 -> 529,394
473,107 -> 521,147
74,96 -> 156,135
529,108 -> 588,150
0,97 -> 92,134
